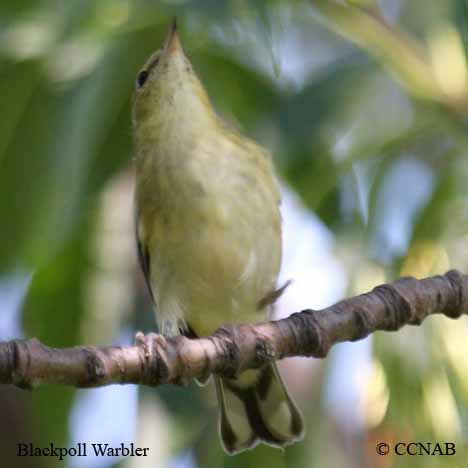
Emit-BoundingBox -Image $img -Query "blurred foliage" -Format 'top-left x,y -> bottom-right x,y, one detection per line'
2,0 -> 468,467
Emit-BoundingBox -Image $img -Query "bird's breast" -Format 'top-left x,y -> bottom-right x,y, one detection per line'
135,129 -> 281,335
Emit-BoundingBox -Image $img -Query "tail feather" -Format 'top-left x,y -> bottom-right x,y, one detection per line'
215,363 -> 304,454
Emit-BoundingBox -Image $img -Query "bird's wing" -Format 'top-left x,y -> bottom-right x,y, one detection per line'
135,221 -> 155,304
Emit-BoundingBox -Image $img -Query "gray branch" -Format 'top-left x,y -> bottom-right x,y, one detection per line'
0,270 -> 467,389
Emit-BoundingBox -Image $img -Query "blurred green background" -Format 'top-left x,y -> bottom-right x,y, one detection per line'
1,0 -> 468,467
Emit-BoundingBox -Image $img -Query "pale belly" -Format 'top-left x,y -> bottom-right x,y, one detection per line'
147,198 -> 281,337
136,130 -> 281,337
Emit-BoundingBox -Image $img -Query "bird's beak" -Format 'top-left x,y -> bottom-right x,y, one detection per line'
163,18 -> 182,55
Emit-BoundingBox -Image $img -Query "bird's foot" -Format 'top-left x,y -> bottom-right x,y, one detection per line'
134,331 -> 168,360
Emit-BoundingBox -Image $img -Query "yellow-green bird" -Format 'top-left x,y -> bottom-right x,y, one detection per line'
132,20 -> 304,454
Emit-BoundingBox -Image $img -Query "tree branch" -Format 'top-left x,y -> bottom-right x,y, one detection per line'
1,270 -> 467,390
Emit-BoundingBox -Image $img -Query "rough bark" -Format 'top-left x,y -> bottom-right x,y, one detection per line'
0,270 -> 466,390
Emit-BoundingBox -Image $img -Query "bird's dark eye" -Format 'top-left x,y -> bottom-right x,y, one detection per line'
136,70 -> 149,88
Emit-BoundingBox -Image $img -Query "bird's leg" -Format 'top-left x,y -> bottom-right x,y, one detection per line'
134,330 -> 168,361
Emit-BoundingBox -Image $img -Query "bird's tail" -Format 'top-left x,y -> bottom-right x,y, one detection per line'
214,362 -> 304,454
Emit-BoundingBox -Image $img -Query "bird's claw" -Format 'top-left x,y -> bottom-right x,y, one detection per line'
134,331 -> 167,359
